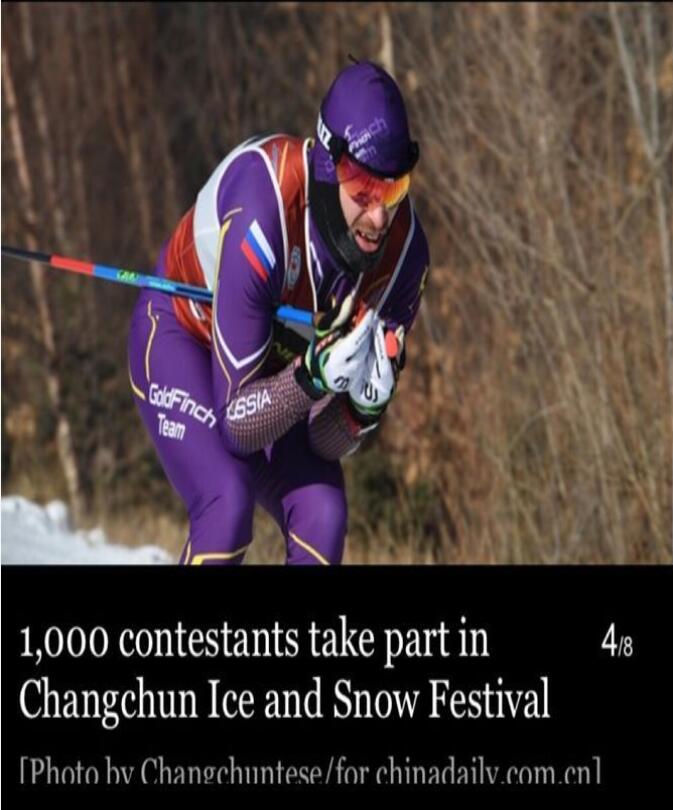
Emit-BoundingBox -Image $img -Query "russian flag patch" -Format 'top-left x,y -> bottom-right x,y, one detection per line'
241,220 -> 276,282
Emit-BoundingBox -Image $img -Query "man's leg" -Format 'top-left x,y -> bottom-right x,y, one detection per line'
255,421 -> 348,565
127,289 -> 260,565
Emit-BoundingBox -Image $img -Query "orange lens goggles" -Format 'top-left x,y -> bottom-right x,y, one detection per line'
336,155 -> 411,210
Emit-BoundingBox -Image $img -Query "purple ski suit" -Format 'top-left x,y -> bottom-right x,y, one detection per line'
127,134 -> 429,564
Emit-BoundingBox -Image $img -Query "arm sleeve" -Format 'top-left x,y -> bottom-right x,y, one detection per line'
308,215 -> 431,460
210,151 -> 319,456
308,395 -> 375,461
378,215 -> 431,335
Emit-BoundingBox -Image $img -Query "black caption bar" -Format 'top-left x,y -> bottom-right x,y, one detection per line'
1,566 -> 670,804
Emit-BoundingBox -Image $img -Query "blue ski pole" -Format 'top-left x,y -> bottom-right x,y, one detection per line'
1,244 -> 316,327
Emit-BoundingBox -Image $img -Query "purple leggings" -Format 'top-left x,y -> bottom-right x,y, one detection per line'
127,288 -> 347,565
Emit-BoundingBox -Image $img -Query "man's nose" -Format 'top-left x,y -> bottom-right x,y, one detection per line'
367,204 -> 388,230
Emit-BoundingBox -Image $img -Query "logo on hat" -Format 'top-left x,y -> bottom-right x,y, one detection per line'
347,117 -> 389,163
317,113 -> 332,152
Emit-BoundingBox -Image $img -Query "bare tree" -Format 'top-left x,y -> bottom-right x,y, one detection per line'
2,38 -> 85,524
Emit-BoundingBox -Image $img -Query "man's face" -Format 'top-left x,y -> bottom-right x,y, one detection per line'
339,184 -> 399,255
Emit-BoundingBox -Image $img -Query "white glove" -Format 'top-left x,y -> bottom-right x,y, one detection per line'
349,320 -> 402,417
320,306 -> 375,393
299,294 -> 375,396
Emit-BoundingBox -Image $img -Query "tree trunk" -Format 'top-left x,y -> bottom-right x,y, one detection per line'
110,4 -> 156,260
2,42 -> 85,526
379,3 -> 395,77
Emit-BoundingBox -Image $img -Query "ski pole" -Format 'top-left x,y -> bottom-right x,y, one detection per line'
1,244 -> 315,327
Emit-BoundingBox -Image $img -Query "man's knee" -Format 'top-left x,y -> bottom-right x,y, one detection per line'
287,485 -> 348,565
182,488 -> 254,565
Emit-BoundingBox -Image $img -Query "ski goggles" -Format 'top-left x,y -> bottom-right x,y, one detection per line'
336,154 -> 412,211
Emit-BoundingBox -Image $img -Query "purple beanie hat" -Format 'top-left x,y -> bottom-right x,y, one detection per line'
312,61 -> 417,183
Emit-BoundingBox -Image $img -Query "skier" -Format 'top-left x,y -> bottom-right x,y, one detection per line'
127,60 -> 430,565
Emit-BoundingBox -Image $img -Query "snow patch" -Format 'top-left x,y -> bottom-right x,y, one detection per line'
1,496 -> 175,565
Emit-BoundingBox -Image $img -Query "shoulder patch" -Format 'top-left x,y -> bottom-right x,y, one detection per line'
287,246 -> 302,289
241,219 -> 276,282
